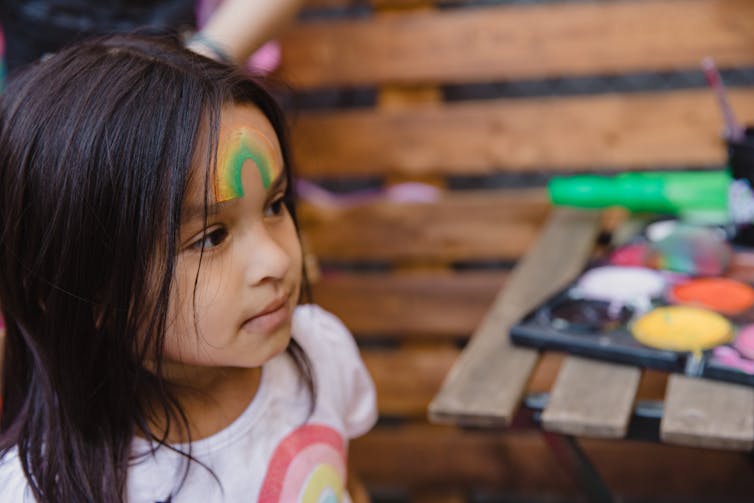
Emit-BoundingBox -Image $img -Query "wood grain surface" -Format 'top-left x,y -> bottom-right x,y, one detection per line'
428,208 -> 602,426
285,0 -> 754,88
299,189 -> 550,262
661,375 -> 754,450
312,271 -> 505,337
292,90 -> 754,176
541,356 -> 641,438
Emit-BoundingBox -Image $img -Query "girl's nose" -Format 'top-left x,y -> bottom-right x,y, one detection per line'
244,224 -> 292,285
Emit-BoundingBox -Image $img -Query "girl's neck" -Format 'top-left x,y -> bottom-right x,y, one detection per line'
152,365 -> 263,443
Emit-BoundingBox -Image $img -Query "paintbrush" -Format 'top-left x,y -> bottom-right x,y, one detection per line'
702,56 -> 745,142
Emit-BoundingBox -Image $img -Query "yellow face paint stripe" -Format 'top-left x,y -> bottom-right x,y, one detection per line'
214,127 -> 281,202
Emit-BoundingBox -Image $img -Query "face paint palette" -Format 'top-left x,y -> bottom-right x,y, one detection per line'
510,219 -> 754,386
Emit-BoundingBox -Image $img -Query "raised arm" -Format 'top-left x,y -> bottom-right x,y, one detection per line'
188,0 -> 305,65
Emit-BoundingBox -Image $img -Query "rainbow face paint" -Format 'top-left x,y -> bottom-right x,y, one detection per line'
215,127 -> 282,202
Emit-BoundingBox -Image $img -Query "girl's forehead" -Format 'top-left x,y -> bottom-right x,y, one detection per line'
219,105 -> 280,156
213,105 -> 284,203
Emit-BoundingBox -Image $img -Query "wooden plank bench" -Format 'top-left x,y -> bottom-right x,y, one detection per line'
432,207 -> 754,497
280,0 -> 754,500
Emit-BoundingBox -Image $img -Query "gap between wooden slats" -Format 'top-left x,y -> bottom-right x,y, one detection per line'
541,356 -> 641,438
291,89 -> 754,177
429,208 -> 602,426
283,0 -> 754,88
299,188 -> 549,263
660,375 -> 754,451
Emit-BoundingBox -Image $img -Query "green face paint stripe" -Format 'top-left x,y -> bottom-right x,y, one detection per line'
216,127 -> 281,202
229,138 -> 272,194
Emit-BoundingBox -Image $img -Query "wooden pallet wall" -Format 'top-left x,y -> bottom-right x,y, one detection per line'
279,0 -> 754,500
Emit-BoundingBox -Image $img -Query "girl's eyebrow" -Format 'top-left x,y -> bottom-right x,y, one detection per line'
268,170 -> 287,195
182,198 -> 236,222
182,171 -> 287,222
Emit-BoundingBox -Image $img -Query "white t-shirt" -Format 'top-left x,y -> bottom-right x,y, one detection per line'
0,305 -> 378,502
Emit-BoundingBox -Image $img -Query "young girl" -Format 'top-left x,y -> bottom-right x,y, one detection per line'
0,34 -> 376,502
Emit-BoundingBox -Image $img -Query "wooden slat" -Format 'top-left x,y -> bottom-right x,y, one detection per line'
367,344 -> 650,419
428,208 -> 602,426
363,344 -> 459,417
299,189 -> 549,262
367,348 -> 667,421
351,424 -> 578,492
352,424 -> 754,499
541,356 -> 641,438
292,89 -> 754,176
523,352 -> 667,404
305,0 -> 440,7
304,0 -> 358,7
312,271 -> 505,337
283,0 -> 754,88
578,435 -> 754,500
367,347 -> 568,419
660,375 -> 754,451
366,344 -> 561,419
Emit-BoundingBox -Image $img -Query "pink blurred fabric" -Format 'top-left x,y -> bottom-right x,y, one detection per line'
295,179 -> 441,209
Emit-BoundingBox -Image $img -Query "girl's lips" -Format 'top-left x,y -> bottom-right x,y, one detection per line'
242,298 -> 291,334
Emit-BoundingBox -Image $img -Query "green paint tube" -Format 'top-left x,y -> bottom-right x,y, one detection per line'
548,171 -> 733,222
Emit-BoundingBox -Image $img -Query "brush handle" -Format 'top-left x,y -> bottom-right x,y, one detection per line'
702,57 -> 745,142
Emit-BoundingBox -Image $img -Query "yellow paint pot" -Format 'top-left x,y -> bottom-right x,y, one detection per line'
632,306 -> 733,353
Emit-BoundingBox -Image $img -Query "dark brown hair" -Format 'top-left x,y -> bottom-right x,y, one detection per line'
0,34 -> 309,502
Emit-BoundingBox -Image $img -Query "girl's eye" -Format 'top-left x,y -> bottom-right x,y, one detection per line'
264,196 -> 287,218
190,226 -> 228,251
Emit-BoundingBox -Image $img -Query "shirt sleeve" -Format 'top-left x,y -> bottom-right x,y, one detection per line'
292,304 -> 378,438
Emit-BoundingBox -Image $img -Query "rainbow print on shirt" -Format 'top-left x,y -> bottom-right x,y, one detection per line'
258,424 -> 347,503
214,127 -> 281,202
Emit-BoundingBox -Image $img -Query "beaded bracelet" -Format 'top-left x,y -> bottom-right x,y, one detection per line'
187,32 -> 233,65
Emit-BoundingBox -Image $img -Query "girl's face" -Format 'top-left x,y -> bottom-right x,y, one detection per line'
163,104 -> 302,374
